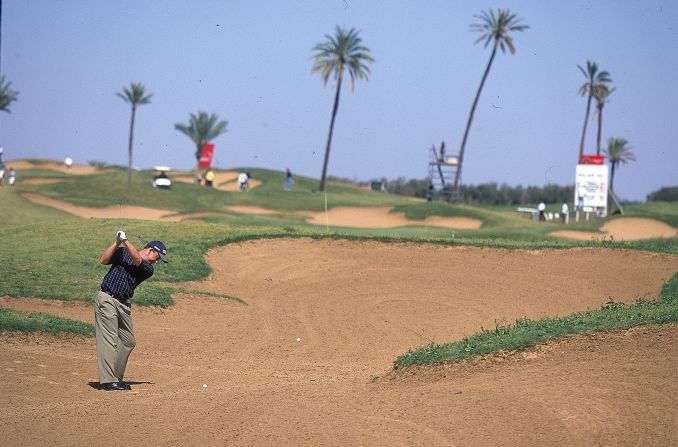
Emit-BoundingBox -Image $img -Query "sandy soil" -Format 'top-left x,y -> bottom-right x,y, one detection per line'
550,217 -> 678,241
226,205 -> 285,215
1,239 -> 677,446
226,205 -> 483,229
5,159 -> 106,175
22,193 -> 184,221
301,206 -> 482,229
20,178 -> 69,186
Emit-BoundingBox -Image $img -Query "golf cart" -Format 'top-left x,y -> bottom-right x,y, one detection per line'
152,166 -> 172,189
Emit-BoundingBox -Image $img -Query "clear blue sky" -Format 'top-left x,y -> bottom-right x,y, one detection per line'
2,0 -> 677,201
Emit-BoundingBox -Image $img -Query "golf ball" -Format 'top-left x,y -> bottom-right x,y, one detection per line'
296,337 -> 301,342
202,384 -> 208,388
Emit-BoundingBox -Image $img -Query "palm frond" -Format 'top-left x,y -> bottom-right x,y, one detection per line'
175,111 -> 228,159
311,26 -> 374,91
116,82 -> 152,106
605,137 -> 636,164
0,75 -> 20,113
471,8 -> 528,54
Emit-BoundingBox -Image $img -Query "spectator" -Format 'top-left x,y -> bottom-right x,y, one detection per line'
284,168 -> 293,190
238,172 -> 249,191
538,202 -> 546,221
205,170 -> 215,187
7,167 -> 16,186
64,157 -> 73,174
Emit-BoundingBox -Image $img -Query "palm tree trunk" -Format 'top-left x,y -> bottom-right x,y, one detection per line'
319,72 -> 343,192
195,143 -> 203,175
578,95 -> 592,160
609,161 -> 616,193
596,104 -> 603,156
453,43 -> 498,200
127,105 -> 136,185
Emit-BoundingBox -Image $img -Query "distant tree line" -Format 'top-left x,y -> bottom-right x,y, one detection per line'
457,183 -> 574,205
369,177 -> 576,205
647,186 -> 678,202
371,178 -> 678,205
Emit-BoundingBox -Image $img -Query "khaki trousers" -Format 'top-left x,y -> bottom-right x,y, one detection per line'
94,291 -> 136,384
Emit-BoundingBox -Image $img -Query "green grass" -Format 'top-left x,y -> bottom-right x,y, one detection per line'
393,272 -> 678,369
624,201 -> 678,227
0,186 -> 75,224
0,307 -> 94,335
1,159 -> 676,354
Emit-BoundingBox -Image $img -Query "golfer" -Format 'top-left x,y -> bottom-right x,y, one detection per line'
95,230 -> 168,391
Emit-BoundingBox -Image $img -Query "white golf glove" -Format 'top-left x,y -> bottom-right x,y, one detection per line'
116,230 -> 127,241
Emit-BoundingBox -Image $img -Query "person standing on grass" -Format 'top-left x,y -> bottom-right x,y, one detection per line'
538,202 -> 546,221
95,230 -> 168,391
238,171 -> 249,191
205,169 -> 215,187
284,167 -> 293,190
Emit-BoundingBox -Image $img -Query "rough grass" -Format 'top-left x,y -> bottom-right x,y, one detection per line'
0,307 -> 94,336
393,272 -> 678,369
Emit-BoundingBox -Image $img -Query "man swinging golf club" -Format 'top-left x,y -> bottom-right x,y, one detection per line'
95,230 -> 168,391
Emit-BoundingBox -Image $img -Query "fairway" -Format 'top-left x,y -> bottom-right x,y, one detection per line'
1,239 -> 677,446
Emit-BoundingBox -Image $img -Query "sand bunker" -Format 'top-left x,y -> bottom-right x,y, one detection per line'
550,217 -> 677,241
6,159 -> 105,175
173,171 -> 261,191
301,206 -> 482,229
1,239 -> 676,446
22,193 -> 183,221
226,205 -> 283,215
226,205 -> 482,229
20,178 -> 68,185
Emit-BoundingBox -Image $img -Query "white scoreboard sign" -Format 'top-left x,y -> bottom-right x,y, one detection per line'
575,164 -> 608,209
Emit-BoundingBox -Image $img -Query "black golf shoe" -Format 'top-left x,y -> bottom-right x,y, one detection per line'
102,382 -> 132,391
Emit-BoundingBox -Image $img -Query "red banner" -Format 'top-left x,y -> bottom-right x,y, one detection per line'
579,154 -> 605,165
198,144 -> 215,168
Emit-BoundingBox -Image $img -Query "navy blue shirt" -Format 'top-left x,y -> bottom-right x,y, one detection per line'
100,247 -> 154,301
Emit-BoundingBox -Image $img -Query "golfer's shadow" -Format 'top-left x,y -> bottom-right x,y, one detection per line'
87,380 -> 154,390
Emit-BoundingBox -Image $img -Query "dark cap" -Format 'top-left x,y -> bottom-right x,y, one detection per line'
148,240 -> 168,263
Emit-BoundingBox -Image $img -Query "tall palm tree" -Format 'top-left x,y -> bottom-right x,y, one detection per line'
311,26 -> 374,192
0,74 -> 19,112
174,111 -> 228,170
593,84 -> 615,155
453,9 -> 528,199
577,61 -> 611,159
116,82 -> 152,184
605,137 -> 635,194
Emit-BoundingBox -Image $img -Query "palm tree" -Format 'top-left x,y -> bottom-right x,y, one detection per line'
453,9 -> 528,199
311,26 -> 374,192
174,111 -> 228,170
605,137 -> 635,195
0,75 -> 19,113
577,61 -> 611,159
116,83 -> 152,184
593,84 -> 615,155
